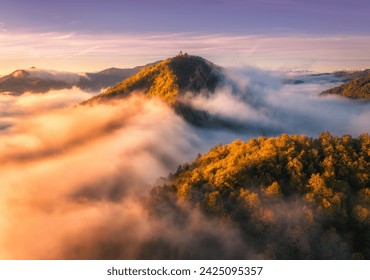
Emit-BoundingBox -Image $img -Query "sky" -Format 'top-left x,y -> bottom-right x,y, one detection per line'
1,0 -> 370,74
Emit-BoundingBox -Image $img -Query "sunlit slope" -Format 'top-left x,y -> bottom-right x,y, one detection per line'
83,53 -> 224,105
152,133 -> 370,259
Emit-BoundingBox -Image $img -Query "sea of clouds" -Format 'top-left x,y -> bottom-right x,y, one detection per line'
0,69 -> 369,259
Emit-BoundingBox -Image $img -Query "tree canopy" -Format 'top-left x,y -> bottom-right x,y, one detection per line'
151,133 -> 370,259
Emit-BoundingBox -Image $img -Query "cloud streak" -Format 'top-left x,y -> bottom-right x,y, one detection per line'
1,31 -> 370,75
25,68 -> 83,84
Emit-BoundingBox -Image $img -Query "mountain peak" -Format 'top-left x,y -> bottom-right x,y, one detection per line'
11,69 -> 30,78
167,53 -> 223,93
84,54 -> 224,105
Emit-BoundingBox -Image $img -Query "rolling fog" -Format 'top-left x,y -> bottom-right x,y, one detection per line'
0,70 -> 369,259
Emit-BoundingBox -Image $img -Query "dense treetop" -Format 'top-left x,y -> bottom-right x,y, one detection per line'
151,133 -> 370,259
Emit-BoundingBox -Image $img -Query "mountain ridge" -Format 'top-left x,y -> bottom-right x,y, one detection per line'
0,65 -> 147,95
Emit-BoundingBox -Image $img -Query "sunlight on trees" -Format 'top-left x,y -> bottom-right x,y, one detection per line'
151,133 -> 370,259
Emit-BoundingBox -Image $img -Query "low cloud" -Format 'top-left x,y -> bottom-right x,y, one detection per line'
27,68 -> 83,85
0,88 -> 256,259
0,91 -> 204,258
187,68 -> 370,137
0,68 -> 369,259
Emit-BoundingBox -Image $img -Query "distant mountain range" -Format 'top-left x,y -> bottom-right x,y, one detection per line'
0,65 -> 146,95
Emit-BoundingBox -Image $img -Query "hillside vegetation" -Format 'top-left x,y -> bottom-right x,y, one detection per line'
151,133 -> 370,259
321,73 -> 370,99
84,53 -> 224,105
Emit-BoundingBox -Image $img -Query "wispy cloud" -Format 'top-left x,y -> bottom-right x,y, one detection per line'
0,22 -> 7,32
1,31 -> 370,74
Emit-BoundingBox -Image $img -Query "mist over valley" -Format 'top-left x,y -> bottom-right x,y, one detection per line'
0,55 -> 369,259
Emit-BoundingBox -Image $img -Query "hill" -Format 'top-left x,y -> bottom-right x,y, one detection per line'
82,53 -> 234,127
321,71 -> 370,99
151,133 -> 370,259
83,53 -> 224,105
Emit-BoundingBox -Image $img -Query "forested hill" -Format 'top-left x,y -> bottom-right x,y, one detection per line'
321,72 -> 370,99
151,133 -> 370,259
83,53 -> 224,105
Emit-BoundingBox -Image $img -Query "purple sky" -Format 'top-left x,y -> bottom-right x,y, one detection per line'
1,0 -> 370,73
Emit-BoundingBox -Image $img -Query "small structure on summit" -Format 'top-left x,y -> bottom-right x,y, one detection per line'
178,51 -> 188,57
